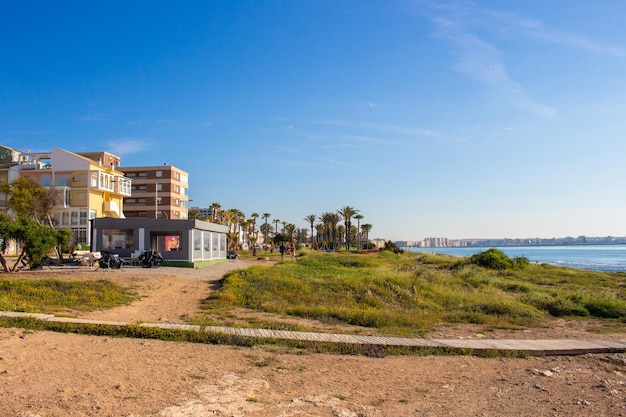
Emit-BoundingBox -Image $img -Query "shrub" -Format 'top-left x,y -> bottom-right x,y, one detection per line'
469,248 -> 515,270
382,240 -> 404,254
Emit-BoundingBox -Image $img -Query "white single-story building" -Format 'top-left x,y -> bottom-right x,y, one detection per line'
90,218 -> 229,267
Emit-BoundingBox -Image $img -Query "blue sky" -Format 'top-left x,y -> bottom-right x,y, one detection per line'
2,1 -> 626,241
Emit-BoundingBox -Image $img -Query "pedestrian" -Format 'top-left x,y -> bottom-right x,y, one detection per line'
290,243 -> 296,260
279,242 -> 286,260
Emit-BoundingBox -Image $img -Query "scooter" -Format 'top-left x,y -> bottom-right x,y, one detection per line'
138,250 -> 164,268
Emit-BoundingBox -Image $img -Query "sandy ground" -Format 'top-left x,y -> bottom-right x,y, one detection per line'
1,258 -> 626,417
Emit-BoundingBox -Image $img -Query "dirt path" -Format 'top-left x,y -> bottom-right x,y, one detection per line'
1,260 -> 626,416
76,259 -> 260,324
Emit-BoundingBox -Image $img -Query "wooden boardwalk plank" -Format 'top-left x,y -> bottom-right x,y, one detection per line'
2,310 -> 625,356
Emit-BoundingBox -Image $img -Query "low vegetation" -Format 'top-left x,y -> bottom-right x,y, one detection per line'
1,249 -> 625,345
196,249 -> 626,336
0,278 -> 135,313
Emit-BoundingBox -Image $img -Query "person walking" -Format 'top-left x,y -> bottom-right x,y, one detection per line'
279,242 -> 286,260
289,243 -> 296,261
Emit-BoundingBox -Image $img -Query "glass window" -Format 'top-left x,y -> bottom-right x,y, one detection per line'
193,230 -> 202,259
102,229 -> 134,250
150,231 -> 183,252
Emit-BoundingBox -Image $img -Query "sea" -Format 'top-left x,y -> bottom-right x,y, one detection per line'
404,245 -> 626,272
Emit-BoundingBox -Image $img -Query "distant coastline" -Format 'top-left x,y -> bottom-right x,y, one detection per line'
397,235 -> 626,249
404,244 -> 626,272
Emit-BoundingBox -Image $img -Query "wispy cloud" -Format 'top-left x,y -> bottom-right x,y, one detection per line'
420,1 -> 626,117
486,9 -> 626,57
430,13 -> 557,119
104,138 -> 149,155
306,118 -> 444,139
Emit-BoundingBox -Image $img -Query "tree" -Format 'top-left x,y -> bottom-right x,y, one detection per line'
187,207 -> 200,220
337,205 -> 358,250
249,212 -> 259,255
285,223 -> 296,242
0,212 -> 14,272
262,213 -> 271,242
319,212 -> 340,250
314,223 -> 324,248
11,217 -> 70,270
353,214 -> 364,249
273,218 -> 281,236
304,214 -> 317,247
0,177 -> 57,226
0,177 -> 66,261
209,202 -> 221,223
361,224 -> 372,248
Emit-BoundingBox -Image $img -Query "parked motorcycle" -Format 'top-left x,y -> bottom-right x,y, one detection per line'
138,250 -> 164,268
98,250 -> 123,269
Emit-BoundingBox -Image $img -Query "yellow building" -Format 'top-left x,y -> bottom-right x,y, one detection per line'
0,146 -> 131,247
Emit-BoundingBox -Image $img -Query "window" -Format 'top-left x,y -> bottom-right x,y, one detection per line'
102,229 -> 134,249
150,231 -> 182,252
78,192 -> 85,201
40,174 -> 52,186
156,171 -> 163,178
79,211 -> 87,225
71,211 -> 79,225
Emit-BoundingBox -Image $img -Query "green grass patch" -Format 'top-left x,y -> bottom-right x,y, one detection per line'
0,278 -> 136,313
196,251 -> 626,335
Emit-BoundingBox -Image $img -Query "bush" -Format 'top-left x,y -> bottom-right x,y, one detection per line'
382,240 -> 404,254
469,248 -> 515,270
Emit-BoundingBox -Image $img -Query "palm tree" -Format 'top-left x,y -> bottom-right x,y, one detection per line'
337,225 -> 345,246
209,202 -> 221,223
304,214 -> 317,247
361,224 -> 373,249
353,213 -> 364,249
337,206 -> 358,250
285,223 -> 296,241
262,213 -> 271,242
320,212 -> 340,249
314,223 -> 324,248
273,218 -> 281,236
249,212 -> 259,255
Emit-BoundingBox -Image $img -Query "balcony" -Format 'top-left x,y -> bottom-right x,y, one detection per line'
90,171 -> 132,196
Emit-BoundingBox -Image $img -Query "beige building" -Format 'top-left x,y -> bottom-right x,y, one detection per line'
121,164 -> 189,220
0,145 -> 131,247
